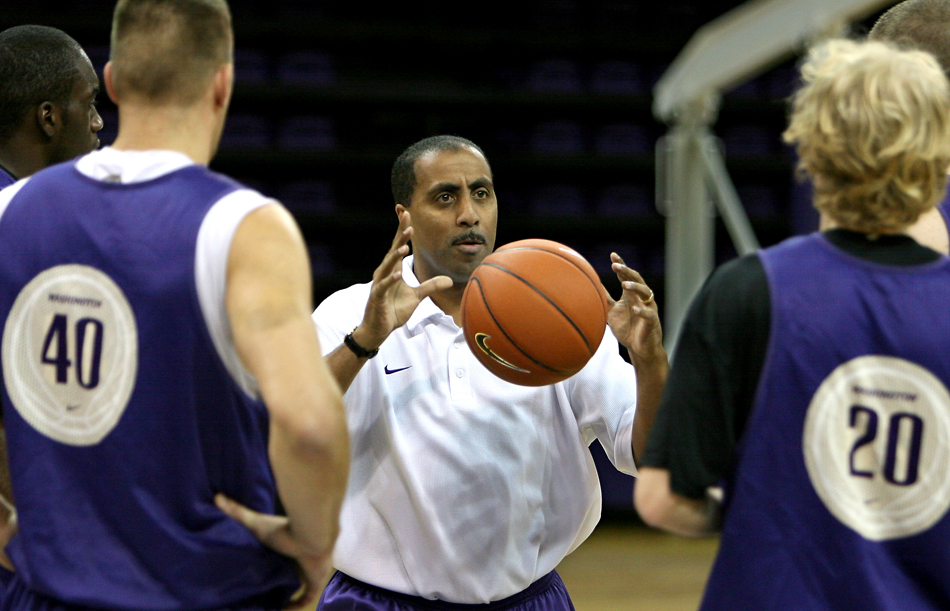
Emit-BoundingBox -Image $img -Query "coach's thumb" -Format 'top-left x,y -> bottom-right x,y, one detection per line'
418,275 -> 453,298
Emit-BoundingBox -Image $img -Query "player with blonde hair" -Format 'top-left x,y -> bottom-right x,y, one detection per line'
789,38 -> 950,233
635,39 -> 950,611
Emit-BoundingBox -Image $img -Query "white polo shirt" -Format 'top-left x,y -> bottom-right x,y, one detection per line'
313,255 -> 639,604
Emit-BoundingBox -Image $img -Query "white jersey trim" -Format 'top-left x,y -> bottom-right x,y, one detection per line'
195,191 -> 272,398
75,147 -> 194,183
71,148 -> 269,398
0,178 -> 32,224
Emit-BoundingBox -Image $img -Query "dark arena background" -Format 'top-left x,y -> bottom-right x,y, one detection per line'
0,1 -> 899,608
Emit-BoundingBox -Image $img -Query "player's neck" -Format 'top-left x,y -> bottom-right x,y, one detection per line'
111,103 -> 221,166
0,133 -> 47,179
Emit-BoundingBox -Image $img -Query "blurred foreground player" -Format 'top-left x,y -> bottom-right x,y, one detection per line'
0,25 -> 103,188
870,0 -> 950,253
0,22 -> 104,592
635,40 -> 950,610
227,134 -> 667,610
0,1 -> 348,609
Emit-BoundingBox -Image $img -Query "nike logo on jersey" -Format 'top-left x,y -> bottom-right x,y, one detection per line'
384,365 -> 412,375
474,333 -> 530,372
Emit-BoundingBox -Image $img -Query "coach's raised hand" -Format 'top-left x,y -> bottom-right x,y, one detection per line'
324,209 -> 452,392
606,252 -> 667,465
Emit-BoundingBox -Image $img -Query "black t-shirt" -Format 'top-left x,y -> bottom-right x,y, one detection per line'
640,229 -> 942,499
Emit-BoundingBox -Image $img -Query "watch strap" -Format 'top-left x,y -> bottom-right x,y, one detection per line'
343,328 -> 379,359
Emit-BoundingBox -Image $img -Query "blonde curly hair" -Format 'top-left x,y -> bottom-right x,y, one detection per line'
783,39 -> 950,234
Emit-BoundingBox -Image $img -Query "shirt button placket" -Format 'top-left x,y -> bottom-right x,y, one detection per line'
448,332 -> 472,400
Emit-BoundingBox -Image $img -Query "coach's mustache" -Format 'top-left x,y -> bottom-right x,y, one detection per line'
452,232 -> 486,246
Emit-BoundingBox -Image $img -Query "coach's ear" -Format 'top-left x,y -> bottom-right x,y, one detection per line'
103,62 -> 120,105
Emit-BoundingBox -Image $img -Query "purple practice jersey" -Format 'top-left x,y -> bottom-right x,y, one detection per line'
0,162 -> 298,610
701,233 -> 950,611
0,167 -> 14,189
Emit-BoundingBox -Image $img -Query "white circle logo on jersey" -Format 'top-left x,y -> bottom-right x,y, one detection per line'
1,265 -> 138,446
803,355 -> 950,541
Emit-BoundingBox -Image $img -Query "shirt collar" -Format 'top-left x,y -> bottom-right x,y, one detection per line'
402,255 -> 455,332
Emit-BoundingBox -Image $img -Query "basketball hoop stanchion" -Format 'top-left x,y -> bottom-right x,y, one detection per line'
657,117 -> 763,356
655,96 -> 719,357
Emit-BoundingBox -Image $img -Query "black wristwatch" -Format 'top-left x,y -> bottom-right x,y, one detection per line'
343,328 -> 379,359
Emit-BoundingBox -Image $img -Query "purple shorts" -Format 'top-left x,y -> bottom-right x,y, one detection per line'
0,572 -> 286,611
317,571 -> 576,611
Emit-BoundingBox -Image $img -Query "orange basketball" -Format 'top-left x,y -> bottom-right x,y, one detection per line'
461,239 -> 609,386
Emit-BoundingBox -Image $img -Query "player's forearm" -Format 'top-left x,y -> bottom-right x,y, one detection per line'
629,348 -> 668,464
268,393 -> 350,556
634,467 -> 720,537
0,427 -> 13,519
0,426 -> 16,571
260,319 -> 350,556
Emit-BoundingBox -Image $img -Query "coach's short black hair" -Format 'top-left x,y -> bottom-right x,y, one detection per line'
869,0 -> 950,77
0,25 -> 86,142
391,135 -> 490,207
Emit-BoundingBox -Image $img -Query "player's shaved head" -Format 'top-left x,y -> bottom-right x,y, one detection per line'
109,0 -> 232,105
869,0 -> 950,77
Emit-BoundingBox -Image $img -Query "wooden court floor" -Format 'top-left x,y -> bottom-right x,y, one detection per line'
556,522 -> 720,611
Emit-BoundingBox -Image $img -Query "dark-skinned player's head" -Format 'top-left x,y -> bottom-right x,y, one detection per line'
0,25 -> 103,174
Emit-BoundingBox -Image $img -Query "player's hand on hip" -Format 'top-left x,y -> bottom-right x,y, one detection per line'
358,209 -> 452,348
605,253 -> 665,365
0,507 -> 16,572
215,493 -> 332,610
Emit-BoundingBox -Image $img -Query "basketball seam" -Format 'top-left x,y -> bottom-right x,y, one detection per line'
481,261 -> 596,356
470,275 -> 572,375
496,246 -> 607,314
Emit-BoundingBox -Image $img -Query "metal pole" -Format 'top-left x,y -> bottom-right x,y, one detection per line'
704,137 -> 760,256
660,98 -> 718,355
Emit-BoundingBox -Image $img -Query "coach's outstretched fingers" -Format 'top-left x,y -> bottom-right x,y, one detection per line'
606,252 -> 668,464
606,252 -> 664,363
354,209 -> 452,352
